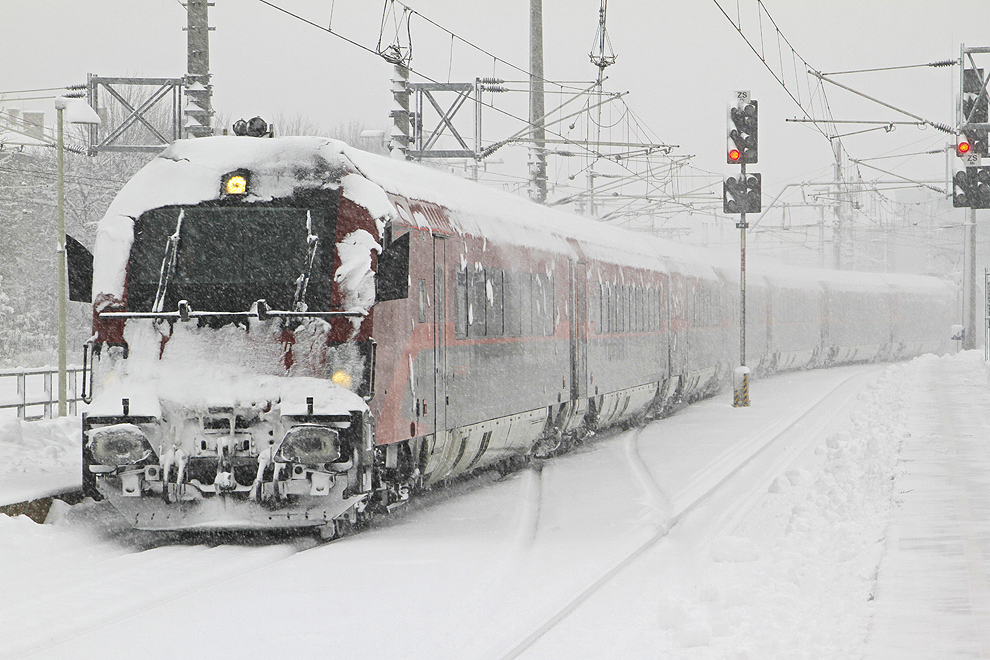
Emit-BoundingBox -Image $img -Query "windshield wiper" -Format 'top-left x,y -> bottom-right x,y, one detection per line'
292,210 -> 319,311
151,209 -> 185,313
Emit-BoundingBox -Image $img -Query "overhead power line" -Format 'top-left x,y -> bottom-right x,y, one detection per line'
1,95 -> 59,102
380,0 -> 589,92
257,0 -> 639,164
810,70 -> 953,134
258,0 -> 381,59
855,148 -> 946,162
849,158 -> 945,194
258,0 -> 727,229
786,118 -> 927,126
821,60 -> 957,76
709,0 -> 836,141
0,86 -> 79,95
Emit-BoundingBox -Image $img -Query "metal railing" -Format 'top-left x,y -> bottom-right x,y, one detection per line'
0,366 -> 85,420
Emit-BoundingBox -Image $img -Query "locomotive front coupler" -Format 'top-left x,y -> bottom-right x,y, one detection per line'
214,437 -> 236,492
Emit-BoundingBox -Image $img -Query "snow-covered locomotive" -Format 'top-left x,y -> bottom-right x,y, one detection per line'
78,135 -> 955,538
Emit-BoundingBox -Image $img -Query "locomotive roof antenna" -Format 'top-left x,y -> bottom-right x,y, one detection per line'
587,0 -> 616,217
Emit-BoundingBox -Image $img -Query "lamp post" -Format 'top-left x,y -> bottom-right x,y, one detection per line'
54,96 -> 100,417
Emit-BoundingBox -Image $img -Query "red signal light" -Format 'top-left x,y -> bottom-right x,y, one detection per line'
728,148 -> 741,162
958,137 -> 972,156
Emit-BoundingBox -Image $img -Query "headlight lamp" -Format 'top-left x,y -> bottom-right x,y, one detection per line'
274,425 -> 341,465
88,424 -> 156,466
221,170 -> 250,196
331,370 -> 353,389
224,175 -> 247,195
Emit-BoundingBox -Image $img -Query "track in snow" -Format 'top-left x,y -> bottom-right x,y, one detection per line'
496,367 -> 879,660
3,364 -> 885,660
1,503 -> 315,660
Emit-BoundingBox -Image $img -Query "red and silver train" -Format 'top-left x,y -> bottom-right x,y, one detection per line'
77,134 -> 955,538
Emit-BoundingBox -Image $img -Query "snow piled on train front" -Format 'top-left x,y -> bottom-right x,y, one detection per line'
87,136 -> 394,417
90,136 -> 395,308
88,320 -> 368,419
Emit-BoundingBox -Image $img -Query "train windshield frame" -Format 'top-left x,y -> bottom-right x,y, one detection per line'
127,195 -> 338,314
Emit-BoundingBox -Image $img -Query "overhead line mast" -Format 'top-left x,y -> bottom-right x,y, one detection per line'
587,0 -> 616,216
184,0 -> 214,138
529,0 -> 548,202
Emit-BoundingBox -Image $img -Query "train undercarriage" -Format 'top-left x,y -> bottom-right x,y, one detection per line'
83,390 -> 384,539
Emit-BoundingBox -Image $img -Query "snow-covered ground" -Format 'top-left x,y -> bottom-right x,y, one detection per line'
0,415 -> 79,506
1,352 -> 988,659
868,353 -> 990,660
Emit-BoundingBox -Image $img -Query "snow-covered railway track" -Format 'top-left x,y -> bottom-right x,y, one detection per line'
3,365 -> 886,660
494,367 -> 879,660
1,512 -> 313,660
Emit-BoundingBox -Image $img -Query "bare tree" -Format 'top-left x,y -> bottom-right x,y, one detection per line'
269,111 -> 329,138
214,110 -> 387,155
328,119 -> 389,155
0,110 -> 153,366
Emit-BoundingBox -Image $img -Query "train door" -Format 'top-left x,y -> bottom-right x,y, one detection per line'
668,273 -> 689,387
819,285 -> 831,364
656,273 -> 671,385
765,285 -> 774,367
882,292 -> 895,358
433,235 -> 448,438
569,261 -> 588,399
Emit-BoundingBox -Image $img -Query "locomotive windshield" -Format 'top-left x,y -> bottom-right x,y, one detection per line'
128,205 -> 336,314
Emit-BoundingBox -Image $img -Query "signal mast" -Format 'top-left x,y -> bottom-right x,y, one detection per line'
723,91 -> 761,407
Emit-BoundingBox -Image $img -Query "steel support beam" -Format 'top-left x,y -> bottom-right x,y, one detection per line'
85,75 -> 183,155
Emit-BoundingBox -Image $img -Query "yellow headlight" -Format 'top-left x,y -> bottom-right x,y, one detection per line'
224,175 -> 247,195
331,370 -> 352,389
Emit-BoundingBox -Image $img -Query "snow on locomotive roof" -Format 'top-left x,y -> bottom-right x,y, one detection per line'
345,142 -> 720,278
93,136 -> 720,300
93,135 -> 950,301
879,272 -> 957,295
760,264 -> 882,293
716,248 -> 954,295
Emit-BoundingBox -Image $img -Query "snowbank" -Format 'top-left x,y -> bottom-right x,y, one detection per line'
0,357 -> 960,660
0,416 -> 80,505
657,362 -> 912,658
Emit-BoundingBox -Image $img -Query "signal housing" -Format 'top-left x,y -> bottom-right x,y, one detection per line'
727,98 -> 758,164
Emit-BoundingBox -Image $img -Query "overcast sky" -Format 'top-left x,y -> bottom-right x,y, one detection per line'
4,0 -> 990,205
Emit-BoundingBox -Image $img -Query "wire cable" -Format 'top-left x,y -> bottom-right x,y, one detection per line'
0,86 -> 75,95
258,0 -> 612,162
821,60 -> 957,76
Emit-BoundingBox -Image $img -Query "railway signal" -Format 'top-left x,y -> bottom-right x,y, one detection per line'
723,173 -> 762,214
956,47 -> 990,353
957,134 -> 973,157
953,166 -> 990,208
727,94 -> 758,164
725,90 -> 759,409
962,67 -> 989,157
